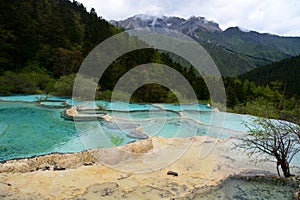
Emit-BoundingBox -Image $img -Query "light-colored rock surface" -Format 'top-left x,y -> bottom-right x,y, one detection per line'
66,106 -> 79,117
0,136 -> 279,199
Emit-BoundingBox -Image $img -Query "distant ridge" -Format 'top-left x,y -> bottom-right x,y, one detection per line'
110,14 -> 222,33
111,14 -> 300,76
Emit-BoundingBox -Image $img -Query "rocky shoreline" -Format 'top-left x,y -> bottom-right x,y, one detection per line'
0,137 -> 153,173
0,136 -> 298,199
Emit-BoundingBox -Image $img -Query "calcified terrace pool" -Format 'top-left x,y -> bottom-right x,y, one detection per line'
0,95 -> 252,161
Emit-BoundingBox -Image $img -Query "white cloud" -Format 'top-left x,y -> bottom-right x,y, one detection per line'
77,0 -> 300,36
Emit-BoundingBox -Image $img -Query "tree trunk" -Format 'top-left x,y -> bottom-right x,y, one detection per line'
280,160 -> 291,178
276,162 -> 281,177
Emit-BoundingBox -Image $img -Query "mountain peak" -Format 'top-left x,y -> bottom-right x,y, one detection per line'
133,14 -> 162,20
188,16 -> 212,24
111,14 -> 222,33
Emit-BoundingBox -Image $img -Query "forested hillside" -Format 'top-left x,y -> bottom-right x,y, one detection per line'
200,42 -> 269,76
223,54 -> 300,123
0,0 -> 209,103
0,0 -> 120,74
239,55 -> 300,98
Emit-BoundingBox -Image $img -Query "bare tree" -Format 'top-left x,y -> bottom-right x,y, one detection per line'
237,117 -> 300,177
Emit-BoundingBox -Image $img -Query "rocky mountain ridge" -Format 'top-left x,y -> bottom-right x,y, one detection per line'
110,14 -> 222,34
110,14 -> 300,76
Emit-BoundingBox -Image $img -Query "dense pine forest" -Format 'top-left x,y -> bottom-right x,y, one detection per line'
239,55 -> 300,98
225,55 -> 300,123
0,0 -> 299,123
0,0 -> 117,94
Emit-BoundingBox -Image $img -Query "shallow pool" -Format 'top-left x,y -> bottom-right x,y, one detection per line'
0,95 -> 253,161
0,95 -> 49,102
0,102 -> 77,160
153,103 -> 212,111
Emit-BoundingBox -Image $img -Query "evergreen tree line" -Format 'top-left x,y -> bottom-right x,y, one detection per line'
0,0 -> 120,74
239,55 -> 300,98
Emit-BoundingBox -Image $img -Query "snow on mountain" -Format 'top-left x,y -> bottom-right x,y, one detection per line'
110,14 -> 222,34
238,26 -> 250,33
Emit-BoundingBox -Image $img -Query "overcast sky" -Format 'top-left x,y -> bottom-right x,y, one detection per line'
77,0 -> 300,36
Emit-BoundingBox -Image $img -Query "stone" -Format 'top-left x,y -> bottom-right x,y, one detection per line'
53,165 -> 65,171
167,171 -> 179,177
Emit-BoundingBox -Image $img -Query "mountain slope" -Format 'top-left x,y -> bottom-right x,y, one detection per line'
0,0 -> 121,74
112,15 -> 300,76
196,27 -> 297,61
239,55 -> 300,97
200,42 -> 270,76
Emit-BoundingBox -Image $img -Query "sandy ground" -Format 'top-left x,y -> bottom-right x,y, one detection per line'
0,136 -> 282,199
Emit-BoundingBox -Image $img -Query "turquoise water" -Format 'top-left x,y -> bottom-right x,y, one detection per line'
101,101 -> 161,111
0,102 -> 77,160
0,95 -> 49,102
182,111 -> 251,132
108,110 -> 181,119
0,95 -> 254,161
153,103 -> 212,111
0,101 -> 141,161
